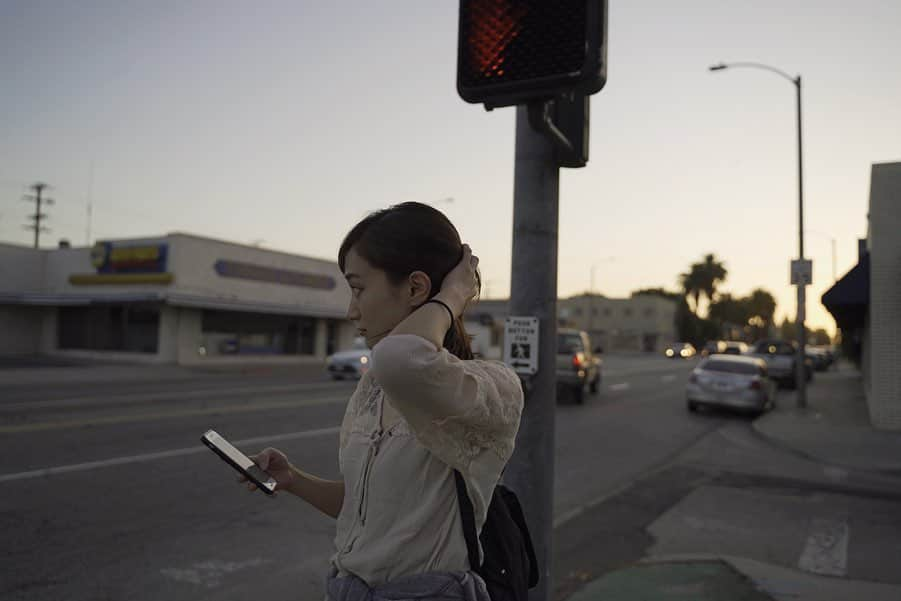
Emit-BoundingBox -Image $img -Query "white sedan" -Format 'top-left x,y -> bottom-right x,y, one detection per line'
326,338 -> 371,380
686,354 -> 776,415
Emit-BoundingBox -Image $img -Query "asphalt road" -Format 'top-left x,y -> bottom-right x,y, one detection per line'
0,355 -> 748,600
7,356 -> 900,600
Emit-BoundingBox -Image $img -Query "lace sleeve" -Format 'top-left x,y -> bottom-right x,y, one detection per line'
371,335 -> 524,472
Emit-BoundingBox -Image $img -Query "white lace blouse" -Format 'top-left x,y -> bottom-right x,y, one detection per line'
330,334 -> 524,586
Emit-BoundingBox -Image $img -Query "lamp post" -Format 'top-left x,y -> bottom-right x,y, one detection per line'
709,61 -> 807,409
805,229 -> 837,282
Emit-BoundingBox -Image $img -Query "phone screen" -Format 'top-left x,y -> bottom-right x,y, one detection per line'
202,430 -> 277,494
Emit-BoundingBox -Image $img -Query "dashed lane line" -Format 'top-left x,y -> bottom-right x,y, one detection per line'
0,426 -> 341,483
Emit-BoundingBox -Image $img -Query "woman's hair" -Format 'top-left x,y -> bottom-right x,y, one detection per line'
338,202 -> 480,360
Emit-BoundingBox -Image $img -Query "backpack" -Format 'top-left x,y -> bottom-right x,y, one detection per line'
453,470 -> 539,601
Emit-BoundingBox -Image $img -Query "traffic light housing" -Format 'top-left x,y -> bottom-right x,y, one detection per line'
457,0 -> 607,108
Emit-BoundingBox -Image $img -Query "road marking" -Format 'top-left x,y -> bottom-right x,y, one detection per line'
0,426 -> 340,482
161,558 -> 273,588
0,394 -> 345,434
2,380 -> 351,411
661,374 -> 677,383
823,466 -> 849,483
608,382 -> 631,392
797,518 -> 849,576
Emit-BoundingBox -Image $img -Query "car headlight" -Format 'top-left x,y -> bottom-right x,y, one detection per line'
666,349 -> 674,357
360,356 -> 369,364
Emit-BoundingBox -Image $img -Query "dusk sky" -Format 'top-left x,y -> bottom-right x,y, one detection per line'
3,1 -> 900,335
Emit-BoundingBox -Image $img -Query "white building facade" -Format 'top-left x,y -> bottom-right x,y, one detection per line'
0,233 -> 358,365
822,161 -> 901,431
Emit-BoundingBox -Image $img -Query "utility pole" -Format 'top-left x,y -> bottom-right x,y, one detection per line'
504,105 -> 560,601
456,5 -> 607,597
23,182 -> 54,248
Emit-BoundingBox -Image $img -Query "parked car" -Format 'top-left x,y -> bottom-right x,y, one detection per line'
701,340 -> 726,357
665,342 -> 696,359
723,341 -> 749,355
746,339 -> 812,388
806,346 -> 834,372
556,328 -> 601,404
326,337 -> 371,380
686,354 -> 776,415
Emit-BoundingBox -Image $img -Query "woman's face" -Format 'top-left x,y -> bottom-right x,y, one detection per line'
343,247 -> 417,348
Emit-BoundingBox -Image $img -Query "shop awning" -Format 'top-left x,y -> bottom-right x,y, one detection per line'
822,253 -> 869,329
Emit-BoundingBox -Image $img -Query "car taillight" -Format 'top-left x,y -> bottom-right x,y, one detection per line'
572,352 -> 585,369
749,379 -> 761,390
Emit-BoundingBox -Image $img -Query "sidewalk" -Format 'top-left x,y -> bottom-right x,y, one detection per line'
563,362 -> 901,601
752,363 -> 901,474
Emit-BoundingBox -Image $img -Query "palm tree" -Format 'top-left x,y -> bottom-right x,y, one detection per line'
696,254 -> 728,307
746,288 -> 777,334
679,268 -> 703,315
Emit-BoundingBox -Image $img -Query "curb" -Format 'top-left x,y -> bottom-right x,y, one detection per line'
750,412 -> 901,477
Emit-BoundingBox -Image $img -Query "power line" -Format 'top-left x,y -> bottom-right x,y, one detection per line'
22,182 -> 54,248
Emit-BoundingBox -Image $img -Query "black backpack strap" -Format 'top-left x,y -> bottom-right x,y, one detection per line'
453,469 -> 481,572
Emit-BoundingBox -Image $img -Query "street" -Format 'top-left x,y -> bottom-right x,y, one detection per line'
2,355 -> 900,600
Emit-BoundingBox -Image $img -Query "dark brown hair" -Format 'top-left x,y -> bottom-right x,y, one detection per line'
338,202 -> 480,360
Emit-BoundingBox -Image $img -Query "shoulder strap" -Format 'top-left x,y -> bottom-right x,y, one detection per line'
453,469 -> 481,571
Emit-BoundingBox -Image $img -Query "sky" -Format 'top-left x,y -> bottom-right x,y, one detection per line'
2,1 -> 900,336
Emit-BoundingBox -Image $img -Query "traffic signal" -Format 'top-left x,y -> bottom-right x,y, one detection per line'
457,0 -> 607,108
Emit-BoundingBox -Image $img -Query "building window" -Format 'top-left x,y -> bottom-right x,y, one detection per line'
200,310 -> 315,356
58,304 -> 160,353
604,308 -> 612,317
644,307 -> 655,317
592,307 -> 599,316
624,308 -> 633,317
574,308 -> 583,317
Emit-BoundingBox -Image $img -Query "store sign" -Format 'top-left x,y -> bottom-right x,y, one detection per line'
91,241 -> 168,274
214,260 -> 336,290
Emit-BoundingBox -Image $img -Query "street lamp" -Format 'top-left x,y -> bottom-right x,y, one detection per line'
805,229 -> 837,282
709,61 -> 808,409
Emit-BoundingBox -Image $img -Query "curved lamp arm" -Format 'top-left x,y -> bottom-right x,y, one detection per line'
709,62 -> 799,86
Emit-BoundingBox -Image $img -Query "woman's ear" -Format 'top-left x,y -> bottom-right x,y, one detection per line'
407,271 -> 433,307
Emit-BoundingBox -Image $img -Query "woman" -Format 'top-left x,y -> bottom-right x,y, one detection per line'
242,202 -> 524,601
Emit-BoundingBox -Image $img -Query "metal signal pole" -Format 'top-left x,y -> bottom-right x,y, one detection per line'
503,104 -> 560,601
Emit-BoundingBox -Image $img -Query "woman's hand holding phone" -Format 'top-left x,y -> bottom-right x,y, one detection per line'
239,447 -> 295,494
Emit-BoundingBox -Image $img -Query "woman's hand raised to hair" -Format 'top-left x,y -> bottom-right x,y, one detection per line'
436,244 -> 479,318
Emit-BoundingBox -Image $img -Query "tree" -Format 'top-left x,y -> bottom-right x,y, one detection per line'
679,268 -> 704,315
708,293 -> 750,328
746,289 -> 777,329
810,328 -> 832,346
679,254 -> 728,316
695,254 -> 728,308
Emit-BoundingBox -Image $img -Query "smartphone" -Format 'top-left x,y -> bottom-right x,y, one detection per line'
201,429 -> 277,495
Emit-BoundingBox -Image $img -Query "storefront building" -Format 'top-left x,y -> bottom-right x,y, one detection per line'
0,233 -> 357,365
822,161 -> 901,431
463,294 -> 678,359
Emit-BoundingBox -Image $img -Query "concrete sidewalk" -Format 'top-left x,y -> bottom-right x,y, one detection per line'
563,362 -> 901,601
568,555 -> 901,601
752,364 -> 901,474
